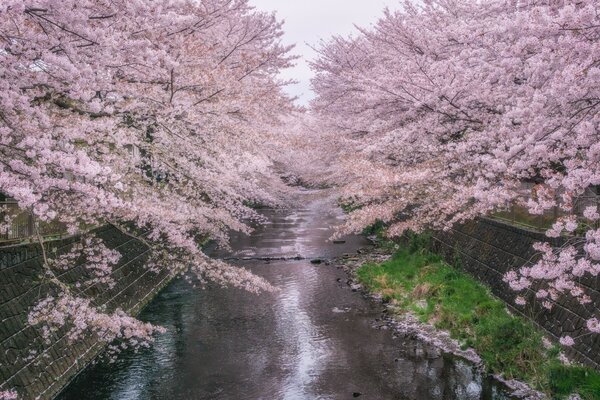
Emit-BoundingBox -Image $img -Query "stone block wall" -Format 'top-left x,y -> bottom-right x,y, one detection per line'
0,226 -> 172,400
430,218 -> 600,369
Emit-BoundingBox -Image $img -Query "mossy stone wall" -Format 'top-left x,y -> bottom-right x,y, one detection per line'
431,218 -> 600,369
0,226 -> 172,400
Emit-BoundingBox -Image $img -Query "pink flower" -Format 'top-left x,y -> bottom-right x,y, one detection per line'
587,318 -> 600,333
542,337 -> 552,350
0,390 -> 18,400
564,219 -> 578,233
559,336 -> 575,347
558,353 -> 571,366
311,0 -> 600,339
583,206 -> 600,221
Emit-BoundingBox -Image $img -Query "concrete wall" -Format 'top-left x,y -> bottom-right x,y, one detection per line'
430,218 -> 600,369
0,226 -> 172,400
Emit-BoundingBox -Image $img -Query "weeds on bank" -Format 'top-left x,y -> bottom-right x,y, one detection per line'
357,234 -> 600,399
549,364 -> 600,399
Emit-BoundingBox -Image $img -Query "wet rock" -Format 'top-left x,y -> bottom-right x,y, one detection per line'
466,382 -> 482,398
494,374 -> 546,400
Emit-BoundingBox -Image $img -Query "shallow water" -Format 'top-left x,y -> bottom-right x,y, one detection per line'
57,190 -> 515,400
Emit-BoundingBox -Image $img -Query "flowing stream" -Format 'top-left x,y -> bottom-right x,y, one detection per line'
57,190 -> 516,400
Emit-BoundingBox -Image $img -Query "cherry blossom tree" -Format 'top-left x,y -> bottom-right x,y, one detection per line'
270,112 -> 346,188
0,0 -> 296,368
311,0 -> 600,339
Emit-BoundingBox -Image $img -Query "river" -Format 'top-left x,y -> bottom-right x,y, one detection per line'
57,189 -> 515,400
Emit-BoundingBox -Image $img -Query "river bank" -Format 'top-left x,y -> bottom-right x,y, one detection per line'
336,234 -> 600,400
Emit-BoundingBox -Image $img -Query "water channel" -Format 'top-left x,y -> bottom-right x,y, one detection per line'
57,190 -> 515,400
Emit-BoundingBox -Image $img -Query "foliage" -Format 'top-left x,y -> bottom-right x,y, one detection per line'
549,364 -> 600,400
0,0 -> 296,355
357,241 -> 600,398
339,199 -> 361,214
311,0 -> 600,339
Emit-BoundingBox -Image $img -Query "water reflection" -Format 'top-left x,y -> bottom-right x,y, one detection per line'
58,190 -> 514,400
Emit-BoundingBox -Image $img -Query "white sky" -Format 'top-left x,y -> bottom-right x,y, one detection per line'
250,0 -> 398,106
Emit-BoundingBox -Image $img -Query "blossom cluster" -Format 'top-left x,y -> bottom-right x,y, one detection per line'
1,0 -> 295,355
28,294 -> 166,346
0,391 -> 17,400
310,0 -> 600,339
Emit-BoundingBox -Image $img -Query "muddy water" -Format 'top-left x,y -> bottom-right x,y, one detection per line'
57,190 -> 514,400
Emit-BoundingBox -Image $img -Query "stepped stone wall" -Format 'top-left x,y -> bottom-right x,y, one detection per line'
430,218 -> 600,369
0,226 -> 172,400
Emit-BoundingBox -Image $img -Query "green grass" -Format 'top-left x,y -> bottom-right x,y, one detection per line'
357,235 -> 600,399
549,364 -> 600,399
339,198 -> 361,214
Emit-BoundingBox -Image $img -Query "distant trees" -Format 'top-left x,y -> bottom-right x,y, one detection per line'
311,0 -> 600,339
0,0 -> 295,348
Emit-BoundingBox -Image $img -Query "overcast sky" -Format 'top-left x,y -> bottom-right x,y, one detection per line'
250,0 -> 398,106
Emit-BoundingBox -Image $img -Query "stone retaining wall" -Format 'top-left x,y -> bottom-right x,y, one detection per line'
2,217 -> 600,398
0,226 -> 172,400
430,218 -> 600,369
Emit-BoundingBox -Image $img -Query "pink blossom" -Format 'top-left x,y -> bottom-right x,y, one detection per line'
515,296 -> 526,306
583,206 -> 600,221
564,218 -> 578,233
2,0 -> 294,356
587,318 -> 600,333
0,391 -> 18,400
29,294 -> 166,347
559,336 -> 575,347
310,0 -> 600,338
542,337 -> 552,350
558,353 -> 571,366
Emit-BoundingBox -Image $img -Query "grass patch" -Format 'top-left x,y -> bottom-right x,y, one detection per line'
338,198 -> 362,214
357,235 -> 600,399
549,364 -> 600,400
